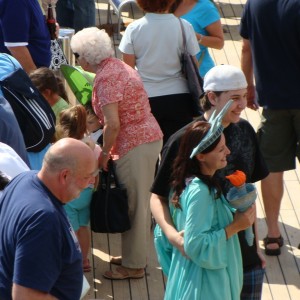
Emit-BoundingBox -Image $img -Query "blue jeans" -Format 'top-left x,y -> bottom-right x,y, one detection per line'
56,0 -> 96,32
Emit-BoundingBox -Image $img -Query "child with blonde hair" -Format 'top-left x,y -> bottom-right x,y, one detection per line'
56,104 -> 101,272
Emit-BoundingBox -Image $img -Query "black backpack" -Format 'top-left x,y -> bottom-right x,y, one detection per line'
0,59 -> 56,152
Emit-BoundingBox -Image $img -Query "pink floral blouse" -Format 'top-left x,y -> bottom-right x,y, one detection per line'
92,57 -> 163,158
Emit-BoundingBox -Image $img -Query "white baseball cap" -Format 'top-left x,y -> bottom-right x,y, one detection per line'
203,65 -> 247,92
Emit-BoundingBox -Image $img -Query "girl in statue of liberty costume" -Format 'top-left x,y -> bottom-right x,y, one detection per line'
155,102 -> 256,300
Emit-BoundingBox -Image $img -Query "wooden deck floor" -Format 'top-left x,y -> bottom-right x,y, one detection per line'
84,1 -> 300,299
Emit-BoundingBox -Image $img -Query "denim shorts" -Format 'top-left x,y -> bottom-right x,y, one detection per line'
64,187 -> 93,231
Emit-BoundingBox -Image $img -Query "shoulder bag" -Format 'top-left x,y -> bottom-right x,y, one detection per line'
179,18 -> 204,116
90,159 -> 131,233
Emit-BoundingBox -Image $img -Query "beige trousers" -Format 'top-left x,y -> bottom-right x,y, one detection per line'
115,140 -> 162,269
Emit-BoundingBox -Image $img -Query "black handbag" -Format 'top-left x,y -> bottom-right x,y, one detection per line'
179,18 -> 204,116
90,159 -> 131,233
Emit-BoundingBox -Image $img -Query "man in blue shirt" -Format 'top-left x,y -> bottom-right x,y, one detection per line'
0,0 -> 51,73
0,138 -> 98,299
240,0 -> 300,256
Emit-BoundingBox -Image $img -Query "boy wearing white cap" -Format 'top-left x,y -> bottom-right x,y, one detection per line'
150,65 -> 268,299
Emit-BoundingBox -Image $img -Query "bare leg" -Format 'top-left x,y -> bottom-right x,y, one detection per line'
76,226 -> 91,269
261,172 -> 284,250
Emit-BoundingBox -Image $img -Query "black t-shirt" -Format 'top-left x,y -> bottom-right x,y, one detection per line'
151,117 -> 269,269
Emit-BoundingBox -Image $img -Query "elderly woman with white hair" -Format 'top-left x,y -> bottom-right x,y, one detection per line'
70,27 -> 163,280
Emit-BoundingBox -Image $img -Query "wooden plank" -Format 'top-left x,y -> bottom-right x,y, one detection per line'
256,182 -> 291,300
280,209 -> 300,273
90,233 -> 114,300
276,212 -> 300,300
144,231 -> 165,300
106,233 -> 132,300
257,222 -> 291,299
209,46 -> 229,66
129,277 -> 148,300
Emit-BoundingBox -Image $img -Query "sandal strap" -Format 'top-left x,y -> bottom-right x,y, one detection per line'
263,235 -> 284,247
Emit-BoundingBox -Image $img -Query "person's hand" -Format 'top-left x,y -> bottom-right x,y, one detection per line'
257,248 -> 266,269
169,230 -> 187,258
55,22 -> 60,39
247,85 -> 259,110
233,204 -> 256,231
98,151 -> 110,171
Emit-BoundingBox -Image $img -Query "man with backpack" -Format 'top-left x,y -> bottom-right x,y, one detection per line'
0,54 -> 56,169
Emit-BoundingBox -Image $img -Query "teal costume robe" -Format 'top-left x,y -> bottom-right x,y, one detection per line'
154,178 -> 243,300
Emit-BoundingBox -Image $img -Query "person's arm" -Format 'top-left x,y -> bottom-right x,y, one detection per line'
254,212 -> 266,268
121,53 -> 136,69
98,102 -> 120,171
241,38 -> 258,110
13,283 -> 58,300
196,20 -> 224,50
150,193 -> 185,256
7,46 -> 37,74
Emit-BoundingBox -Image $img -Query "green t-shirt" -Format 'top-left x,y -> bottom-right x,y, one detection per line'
52,98 -> 69,120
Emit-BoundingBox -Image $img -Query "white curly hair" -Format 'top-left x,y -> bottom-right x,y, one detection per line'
70,27 -> 114,65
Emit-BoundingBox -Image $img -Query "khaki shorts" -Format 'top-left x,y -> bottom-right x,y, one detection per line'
257,109 -> 300,172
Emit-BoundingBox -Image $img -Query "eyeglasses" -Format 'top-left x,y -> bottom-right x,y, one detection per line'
73,52 -> 80,59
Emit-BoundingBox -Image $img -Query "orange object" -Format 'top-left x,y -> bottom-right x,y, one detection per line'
225,170 -> 246,187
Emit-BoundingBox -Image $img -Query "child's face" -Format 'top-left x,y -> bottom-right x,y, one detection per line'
86,114 -> 101,134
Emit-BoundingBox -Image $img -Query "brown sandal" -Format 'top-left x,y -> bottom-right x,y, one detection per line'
103,266 -> 145,280
263,235 -> 284,256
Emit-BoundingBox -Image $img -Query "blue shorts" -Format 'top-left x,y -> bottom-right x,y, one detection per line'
64,187 -> 93,231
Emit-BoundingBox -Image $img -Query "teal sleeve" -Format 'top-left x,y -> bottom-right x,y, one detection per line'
183,180 -> 228,269
153,224 -> 172,276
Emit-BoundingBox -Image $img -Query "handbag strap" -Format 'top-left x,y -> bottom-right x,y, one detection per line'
178,18 -> 187,52
107,159 -> 122,189
178,18 -> 205,67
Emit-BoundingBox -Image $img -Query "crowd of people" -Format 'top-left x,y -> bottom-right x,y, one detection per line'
0,0 -> 299,299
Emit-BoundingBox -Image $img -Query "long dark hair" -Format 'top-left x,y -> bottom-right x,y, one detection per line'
170,121 -> 222,208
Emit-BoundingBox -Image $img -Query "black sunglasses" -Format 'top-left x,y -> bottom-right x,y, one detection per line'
73,52 -> 80,59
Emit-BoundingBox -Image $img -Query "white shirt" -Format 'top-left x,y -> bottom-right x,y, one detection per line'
119,13 -> 200,97
0,142 -> 30,180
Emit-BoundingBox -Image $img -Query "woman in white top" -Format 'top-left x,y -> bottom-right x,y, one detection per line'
119,0 -> 200,144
